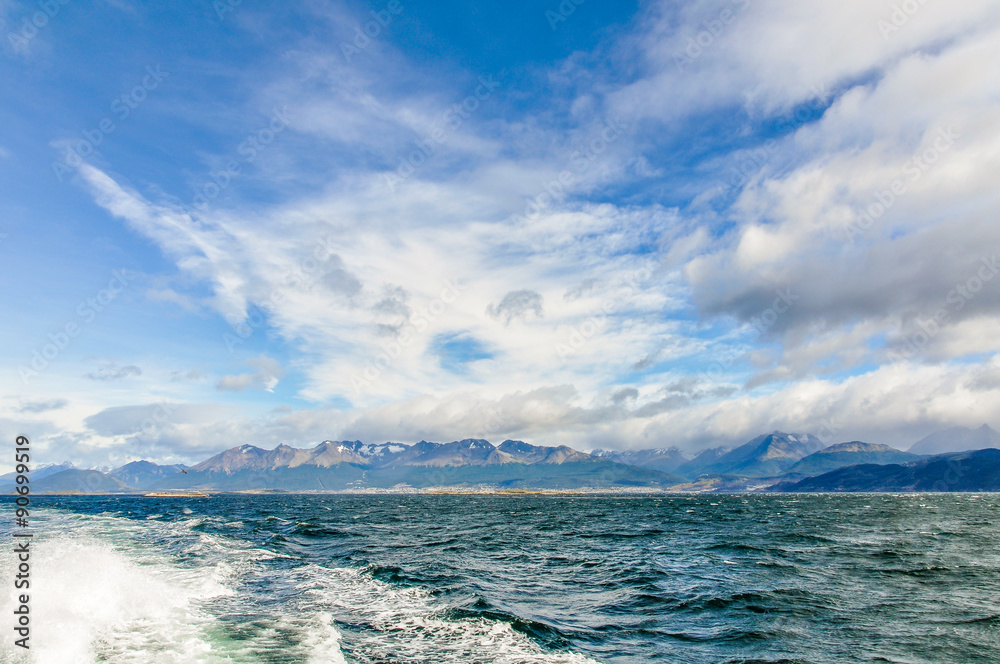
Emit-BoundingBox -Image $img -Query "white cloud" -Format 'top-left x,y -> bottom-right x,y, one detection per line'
85,363 -> 143,382
30,0 -> 998,464
486,289 -> 545,325
217,355 -> 285,392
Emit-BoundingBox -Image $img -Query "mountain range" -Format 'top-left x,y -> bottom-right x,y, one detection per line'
784,442 -> 920,477
0,462 -> 76,483
684,431 -> 825,477
109,460 -> 190,489
781,449 -> 1000,492
173,438 -> 685,491
5,424 -> 999,494
590,447 -> 688,474
7,439 -> 684,494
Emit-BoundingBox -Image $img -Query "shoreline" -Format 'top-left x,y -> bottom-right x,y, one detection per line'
3,489 -> 997,497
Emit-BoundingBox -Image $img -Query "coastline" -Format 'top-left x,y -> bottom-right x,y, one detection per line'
5,488 -> 997,497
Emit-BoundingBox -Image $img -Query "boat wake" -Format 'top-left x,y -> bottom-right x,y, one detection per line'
0,507 -> 597,663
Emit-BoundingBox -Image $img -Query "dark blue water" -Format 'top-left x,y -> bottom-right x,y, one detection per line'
2,493 -> 999,663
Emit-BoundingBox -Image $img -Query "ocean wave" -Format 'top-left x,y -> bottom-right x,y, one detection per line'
0,507 -> 336,664
0,506 -> 597,663
0,527 -> 234,662
287,563 -> 601,663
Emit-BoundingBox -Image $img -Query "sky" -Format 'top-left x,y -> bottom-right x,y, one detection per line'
2,0 -> 1000,470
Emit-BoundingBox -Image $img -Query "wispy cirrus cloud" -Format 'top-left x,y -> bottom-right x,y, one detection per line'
4,0 -> 1000,470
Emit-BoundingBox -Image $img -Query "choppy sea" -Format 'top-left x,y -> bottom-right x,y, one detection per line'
1,493 -> 999,663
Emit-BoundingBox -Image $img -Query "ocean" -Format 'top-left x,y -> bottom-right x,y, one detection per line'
1,493 -> 998,663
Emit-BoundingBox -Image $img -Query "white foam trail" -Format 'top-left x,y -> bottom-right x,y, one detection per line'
298,612 -> 349,664
0,507 -> 596,664
290,564 -> 601,663
0,511 -> 236,663
0,508 -> 341,664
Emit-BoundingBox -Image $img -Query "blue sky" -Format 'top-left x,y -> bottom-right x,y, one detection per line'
3,0 -> 1000,469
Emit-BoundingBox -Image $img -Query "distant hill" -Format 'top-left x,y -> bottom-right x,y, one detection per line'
25,430 -> 1000,494
1,469 -> 133,494
785,442 -> 921,477
590,447 -> 688,474
150,439 -> 685,491
908,424 -> 1000,455
0,462 -> 76,484
780,449 -> 1000,492
679,432 -> 824,478
109,461 -> 188,490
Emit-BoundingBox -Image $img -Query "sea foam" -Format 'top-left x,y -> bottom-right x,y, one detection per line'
0,508 -> 339,664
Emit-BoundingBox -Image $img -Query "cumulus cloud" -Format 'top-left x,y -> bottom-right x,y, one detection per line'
7,352 -> 998,470
35,0 -> 1000,463
486,290 -> 545,325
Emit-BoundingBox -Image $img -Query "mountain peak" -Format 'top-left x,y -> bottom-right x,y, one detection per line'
109,460 -> 187,489
457,438 -> 493,449
498,439 -> 534,452
677,432 -> 823,478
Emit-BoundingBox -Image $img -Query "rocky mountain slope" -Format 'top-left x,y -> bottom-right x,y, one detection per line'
158,439 -> 684,491
781,449 -> 1000,492
109,461 -> 188,489
9,426 -> 1000,494
679,432 -> 825,478
785,442 -> 921,477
